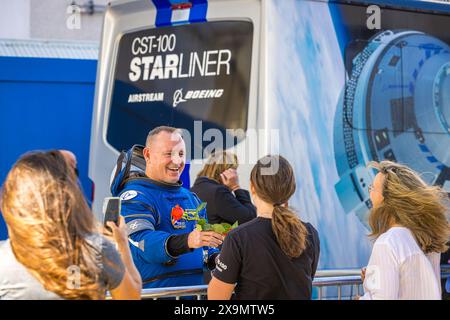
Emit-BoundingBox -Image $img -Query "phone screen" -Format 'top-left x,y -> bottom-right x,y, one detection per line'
103,197 -> 121,232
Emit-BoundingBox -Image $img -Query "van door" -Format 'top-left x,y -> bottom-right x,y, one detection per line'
89,0 -> 261,217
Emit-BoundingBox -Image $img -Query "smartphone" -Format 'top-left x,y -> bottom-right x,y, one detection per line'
103,197 -> 121,232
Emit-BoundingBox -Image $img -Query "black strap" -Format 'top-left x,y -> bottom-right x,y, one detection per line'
131,145 -> 146,169
112,151 -> 126,188
118,145 -> 147,192
142,268 -> 204,285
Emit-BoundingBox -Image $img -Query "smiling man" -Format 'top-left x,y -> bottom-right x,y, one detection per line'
144,128 -> 186,184
117,126 -> 224,288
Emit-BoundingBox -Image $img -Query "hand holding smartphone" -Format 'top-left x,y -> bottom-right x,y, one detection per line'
103,197 -> 121,233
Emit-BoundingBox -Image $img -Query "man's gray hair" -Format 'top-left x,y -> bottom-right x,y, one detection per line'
146,126 -> 182,147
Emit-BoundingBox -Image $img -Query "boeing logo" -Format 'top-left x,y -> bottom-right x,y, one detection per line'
172,88 -> 224,107
173,89 -> 187,107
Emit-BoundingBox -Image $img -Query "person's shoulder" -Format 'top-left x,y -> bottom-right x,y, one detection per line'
119,186 -> 147,200
0,239 -> 21,267
85,234 -> 123,266
180,184 -> 201,196
0,239 -> 8,251
193,176 -> 218,187
303,221 -> 318,234
376,226 -> 413,245
0,240 -> 50,299
192,177 -> 222,193
0,241 -> 26,285
0,240 -> 14,268
303,222 -> 320,241
119,182 -> 158,206
0,240 -> 61,300
85,233 -> 114,249
177,186 -> 204,205
211,182 -> 235,201
374,227 -> 420,257
228,217 -> 266,235
85,234 -> 125,265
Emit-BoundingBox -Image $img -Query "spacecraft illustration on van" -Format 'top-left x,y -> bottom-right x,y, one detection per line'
333,30 -> 450,228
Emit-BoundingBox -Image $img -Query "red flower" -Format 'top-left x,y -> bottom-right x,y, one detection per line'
171,205 -> 184,221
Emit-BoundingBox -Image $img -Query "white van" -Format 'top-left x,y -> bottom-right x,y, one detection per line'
89,0 -> 450,271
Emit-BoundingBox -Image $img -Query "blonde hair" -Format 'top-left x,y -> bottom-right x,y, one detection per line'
368,160 -> 450,253
250,155 -> 308,258
1,151 -> 106,299
197,150 -> 238,183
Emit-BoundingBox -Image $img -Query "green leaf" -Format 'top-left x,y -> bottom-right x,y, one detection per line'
184,210 -> 196,218
221,223 -> 231,231
198,218 -> 207,226
195,224 -> 202,231
202,224 -> 213,231
184,214 -> 197,221
212,224 -> 226,234
231,221 -> 239,229
195,202 -> 207,214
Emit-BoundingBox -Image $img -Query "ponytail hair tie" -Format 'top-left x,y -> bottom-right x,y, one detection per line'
274,202 -> 282,207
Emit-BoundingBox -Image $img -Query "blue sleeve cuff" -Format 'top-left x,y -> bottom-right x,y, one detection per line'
130,230 -> 177,264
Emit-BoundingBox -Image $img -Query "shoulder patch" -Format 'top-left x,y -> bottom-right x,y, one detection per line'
120,190 -> 138,201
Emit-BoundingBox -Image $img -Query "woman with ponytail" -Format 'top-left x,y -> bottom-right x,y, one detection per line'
208,155 -> 320,300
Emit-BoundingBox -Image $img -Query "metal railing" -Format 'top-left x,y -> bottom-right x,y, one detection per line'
137,269 -> 364,300
314,269 -> 362,300
107,265 -> 450,300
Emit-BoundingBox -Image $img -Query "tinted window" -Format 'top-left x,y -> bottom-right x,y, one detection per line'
107,21 -> 253,159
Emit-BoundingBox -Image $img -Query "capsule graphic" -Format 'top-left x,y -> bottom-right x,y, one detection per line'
333,30 -> 450,227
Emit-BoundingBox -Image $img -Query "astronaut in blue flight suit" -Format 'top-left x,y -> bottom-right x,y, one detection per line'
115,127 -> 224,288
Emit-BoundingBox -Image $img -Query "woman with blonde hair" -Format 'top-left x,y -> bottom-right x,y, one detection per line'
0,151 -> 142,299
190,150 -> 256,225
360,160 -> 450,300
208,155 -> 320,299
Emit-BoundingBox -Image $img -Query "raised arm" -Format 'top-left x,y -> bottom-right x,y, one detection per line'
107,216 -> 142,300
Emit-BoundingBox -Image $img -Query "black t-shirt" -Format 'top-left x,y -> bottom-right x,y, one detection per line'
212,217 -> 320,300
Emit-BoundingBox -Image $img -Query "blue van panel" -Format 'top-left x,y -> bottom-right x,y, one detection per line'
0,57 -> 97,240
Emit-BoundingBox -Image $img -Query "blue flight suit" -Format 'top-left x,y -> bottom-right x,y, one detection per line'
118,177 -> 217,288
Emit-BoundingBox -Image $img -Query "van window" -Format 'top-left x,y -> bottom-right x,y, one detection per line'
106,21 -> 253,159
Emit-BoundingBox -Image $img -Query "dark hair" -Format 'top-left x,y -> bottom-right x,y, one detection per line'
250,155 -> 308,258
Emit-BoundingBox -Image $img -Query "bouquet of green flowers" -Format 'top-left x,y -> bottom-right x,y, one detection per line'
173,202 -> 238,235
